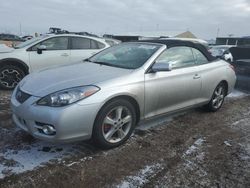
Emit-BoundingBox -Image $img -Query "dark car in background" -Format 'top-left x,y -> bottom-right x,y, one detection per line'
234,60 -> 250,75
0,34 -> 24,42
230,46 -> 250,91
0,33 -> 25,48
22,35 -> 33,41
230,46 -> 250,76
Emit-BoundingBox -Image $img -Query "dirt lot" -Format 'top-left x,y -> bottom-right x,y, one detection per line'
0,90 -> 250,188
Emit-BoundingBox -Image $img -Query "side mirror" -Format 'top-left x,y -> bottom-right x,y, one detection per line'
151,62 -> 172,73
37,45 -> 46,54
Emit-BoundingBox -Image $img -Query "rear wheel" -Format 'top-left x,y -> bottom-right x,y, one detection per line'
205,82 -> 227,112
0,65 -> 25,90
92,99 -> 136,149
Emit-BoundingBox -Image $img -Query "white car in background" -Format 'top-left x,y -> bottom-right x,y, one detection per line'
209,45 -> 234,63
0,44 -> 13,52
0,34 -> 110,89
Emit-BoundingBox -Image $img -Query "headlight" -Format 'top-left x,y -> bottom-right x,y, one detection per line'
37,86 -> 100,107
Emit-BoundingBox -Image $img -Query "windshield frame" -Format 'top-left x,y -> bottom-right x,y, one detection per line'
88,42 -> 163,70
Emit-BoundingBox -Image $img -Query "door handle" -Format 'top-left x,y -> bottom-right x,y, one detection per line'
193,74 -> 201,79
61,53 -> 69,57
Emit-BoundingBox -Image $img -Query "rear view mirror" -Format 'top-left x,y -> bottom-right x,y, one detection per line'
37,45 -> 47,54
151,62 -> 172,73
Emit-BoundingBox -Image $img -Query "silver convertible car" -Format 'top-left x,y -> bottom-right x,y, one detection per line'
11,39 -> 236,148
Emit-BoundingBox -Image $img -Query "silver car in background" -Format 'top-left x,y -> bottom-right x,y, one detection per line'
11,39 -> 236,148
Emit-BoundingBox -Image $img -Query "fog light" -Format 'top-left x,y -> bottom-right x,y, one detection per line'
42,125 -> 56,135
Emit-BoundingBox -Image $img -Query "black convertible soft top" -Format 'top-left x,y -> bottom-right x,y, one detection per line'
140,39 -> 216,62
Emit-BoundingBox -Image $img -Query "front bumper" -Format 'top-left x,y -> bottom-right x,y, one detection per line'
11,91 -> 102,142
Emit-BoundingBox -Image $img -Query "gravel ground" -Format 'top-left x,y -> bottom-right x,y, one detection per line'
0,90 -> 250,188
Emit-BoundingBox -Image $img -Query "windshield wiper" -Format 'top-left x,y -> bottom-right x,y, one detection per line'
92,61 -> 113,66
84,59 -> 113,66
87,59 -> 115,66
83,58 -> 92,62
84,59 -> 132,69
83,59 -> 111,66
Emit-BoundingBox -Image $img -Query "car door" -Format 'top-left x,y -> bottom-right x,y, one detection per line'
70,37 -> 105,62
28,36 -> 70,72
144,46 -> 202,118
191,48 -> 223,103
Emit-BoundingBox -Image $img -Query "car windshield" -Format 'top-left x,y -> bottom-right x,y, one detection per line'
14,36 -> 46,49
88,43 -> 161,69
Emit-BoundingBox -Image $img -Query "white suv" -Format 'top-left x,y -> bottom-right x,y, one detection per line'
0,34 -> 110,89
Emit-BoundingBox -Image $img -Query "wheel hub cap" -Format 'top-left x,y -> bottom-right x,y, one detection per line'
0,69 -> 22,88
212,86 -> 224,109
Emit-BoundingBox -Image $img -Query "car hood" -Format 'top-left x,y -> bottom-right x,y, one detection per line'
20,62 -> 133,97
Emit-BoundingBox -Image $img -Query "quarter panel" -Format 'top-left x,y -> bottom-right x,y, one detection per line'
197,60 -> 234,103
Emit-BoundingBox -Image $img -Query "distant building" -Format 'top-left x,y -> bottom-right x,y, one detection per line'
216,36 -> 250,46
175,31 -> 197,39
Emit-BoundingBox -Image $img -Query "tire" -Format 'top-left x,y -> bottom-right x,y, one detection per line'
226,58 -> 232,63
0,65 -> 25,90
92,99 -> 137,149
205,82 -> 227,112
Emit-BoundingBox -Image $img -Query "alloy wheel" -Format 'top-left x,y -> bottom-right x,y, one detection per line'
102,106 -> 132,143
0,68 -> 22,89
212,85 -> 225,109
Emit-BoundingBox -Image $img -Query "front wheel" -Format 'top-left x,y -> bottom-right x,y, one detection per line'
92,99 -> 136,149
0,65 -> 25,90
205,83 -> 227,112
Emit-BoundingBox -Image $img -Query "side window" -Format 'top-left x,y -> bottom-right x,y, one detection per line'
97,41 -> 105,49
192,48 -> 208,64
91,40 -> 98,49
32,37 -> 69,51
90,40 -> 105,49
156,46 -> 196,69
71,37 -> 91,49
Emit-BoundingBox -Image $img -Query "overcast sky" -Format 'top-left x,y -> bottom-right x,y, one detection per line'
0,0 -> 250,39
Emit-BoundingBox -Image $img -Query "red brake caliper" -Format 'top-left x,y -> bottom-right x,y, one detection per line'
103,114 -> 112,133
